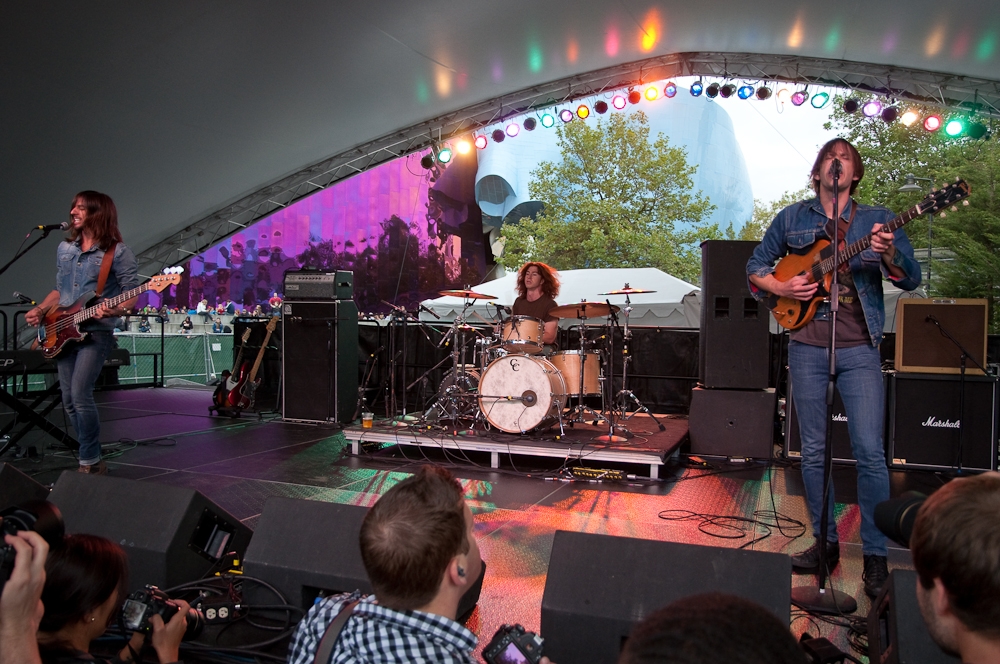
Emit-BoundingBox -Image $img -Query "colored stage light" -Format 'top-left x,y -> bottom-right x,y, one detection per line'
577,104 -> 590,118
738,84 -> 754,100
810,92 -> 830,108
776,87 -> 791,102
491,128 -> 506,143
523,117 -> 537,131
559,109 -> 574,123
594,100 -> 609,114
420,154 -> 434,169
664,82 -> 678,98
474,135 -> 488,149
540,113 -> 555,128
690,81 -> 704,96
900,110 -> 920,126
923,115 -> 942,132
719,84 -> 735,98
862,100 -> 882,117
790,90 -> 809,106
755,86 -> 772,100
945,119 -> 965,136
968,122 -> 988,139
706,82 -> 720,98
628,90 -> 642,104
881,107 -> 898,123
612,95 -> 627,109
455,139 -> 472,154
644,86 -> 658,101
843,98 -> 860,113
437,147 -> 453,163
505,123 -> 520,137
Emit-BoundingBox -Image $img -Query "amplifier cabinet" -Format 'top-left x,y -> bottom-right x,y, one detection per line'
283,270 -> 354,301
888,373 -> 998,471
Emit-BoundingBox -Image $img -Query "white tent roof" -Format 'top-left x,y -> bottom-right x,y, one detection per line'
422,268 -> 699,327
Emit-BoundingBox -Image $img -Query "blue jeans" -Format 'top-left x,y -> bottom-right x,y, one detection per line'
788,341 -> 889,556
55,331 -> 115,465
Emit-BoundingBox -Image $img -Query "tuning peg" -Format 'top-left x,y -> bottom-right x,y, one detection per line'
963,200 -> 970,206
940,212 -> 947,218
952,206 -> 958,212
956,176 -> 960,182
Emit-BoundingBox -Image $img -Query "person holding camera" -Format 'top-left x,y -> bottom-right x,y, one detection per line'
36,534 -> 189,664
1,530 -> 49,664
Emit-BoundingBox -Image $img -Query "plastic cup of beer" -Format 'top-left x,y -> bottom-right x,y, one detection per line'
362,412 -> 374,429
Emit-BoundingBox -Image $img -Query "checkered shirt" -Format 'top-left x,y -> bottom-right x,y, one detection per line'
288,591 -> 478,664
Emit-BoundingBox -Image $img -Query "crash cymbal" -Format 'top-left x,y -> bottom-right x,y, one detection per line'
438,289 -> 498,300
548,301 -> 620,319
600,286 -> 657,295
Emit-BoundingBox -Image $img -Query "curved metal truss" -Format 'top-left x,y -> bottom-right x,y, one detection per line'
135,51 -> 1000,277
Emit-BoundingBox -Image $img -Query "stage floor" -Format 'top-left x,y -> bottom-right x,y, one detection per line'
1,387 -> 946,662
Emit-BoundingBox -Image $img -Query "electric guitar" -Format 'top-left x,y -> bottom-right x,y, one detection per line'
763,180 -> 971,330
34,272 -> 183,359
227,316 -> 277,411
213,327 -> 252,408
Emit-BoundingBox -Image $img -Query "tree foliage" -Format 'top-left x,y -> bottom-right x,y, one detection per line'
496,111 -> 717,283
734,187 -> 814,241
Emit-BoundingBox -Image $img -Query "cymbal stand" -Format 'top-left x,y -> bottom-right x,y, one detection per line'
419,300 -> 483,428
611,293 -> 666,432
563,320 -> 606,425
595,309 -> 627,443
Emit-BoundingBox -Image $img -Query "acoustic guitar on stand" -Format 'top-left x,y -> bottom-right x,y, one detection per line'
763,180 -> 970,330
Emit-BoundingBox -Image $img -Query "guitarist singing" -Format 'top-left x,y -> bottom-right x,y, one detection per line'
746,139 -> 921,600
25,191 -> 138,476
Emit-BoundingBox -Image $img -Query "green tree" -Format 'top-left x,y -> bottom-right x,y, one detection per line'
496,111 -> 716,283
733,187 -> 814,241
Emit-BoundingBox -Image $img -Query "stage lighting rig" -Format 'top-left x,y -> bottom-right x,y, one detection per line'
843,98 -> 860,113
719,83 -> 736,98
690,80 -> 704,97
612,95 -> 627,109
862,100 -> 882,117
505,123 -> 520,137
810,91 -> 830,108
705,82 -> 720,98
664,81 -> 678,98
644,86 -> 658,101
540,113 -> 556,128
491,128 -> 506,143
627,89 -> 642,104
755,86 -> 772,100
559,109 -> 574,123
790,89 -> 809,106
523,117 -> 537,131
474,135 -> 488,149
577,104 -> 590,118
881,106 -> 898,123
594,100 -> 609,113
737,84 -> 754,99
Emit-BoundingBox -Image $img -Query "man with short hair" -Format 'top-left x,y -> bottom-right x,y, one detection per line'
910,472 -> 1000,663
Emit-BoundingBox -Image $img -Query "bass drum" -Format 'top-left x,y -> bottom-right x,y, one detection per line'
478,355 -> 567,433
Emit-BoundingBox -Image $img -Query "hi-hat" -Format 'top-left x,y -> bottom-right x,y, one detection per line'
548,301 -> 620,319
438,289 -> 497,300
600,286 -> 657,295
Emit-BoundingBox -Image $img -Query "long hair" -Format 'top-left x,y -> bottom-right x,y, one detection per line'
39,534 -> 129,633
516,262 -> 560,299
810,139 -> 864,196
67,190 -> 123,251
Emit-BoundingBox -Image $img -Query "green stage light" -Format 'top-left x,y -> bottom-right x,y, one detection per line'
945,119 -> 965,137
437,147 -> 453,163
540,113 -> 555,128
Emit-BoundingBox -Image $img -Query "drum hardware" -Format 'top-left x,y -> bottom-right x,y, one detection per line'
549,301 -> 613,426
353,344 -> 384,423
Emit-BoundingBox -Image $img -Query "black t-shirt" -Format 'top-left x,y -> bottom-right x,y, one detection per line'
511,295 -> 558,322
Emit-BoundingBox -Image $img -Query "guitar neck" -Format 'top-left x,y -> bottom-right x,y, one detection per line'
247,329 -> 274,382
76,283 -> 152,323
818,202 -> 924,276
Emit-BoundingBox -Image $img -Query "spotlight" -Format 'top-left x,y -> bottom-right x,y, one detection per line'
900,110 -> 920,126
690,81 -> 704,97
455,140 -> 472,154
474,135 -> 488,149
612,95 -> 627,109
644,86 -> 658,101
437,147 -> 453,164
540,113 -> 555,128
628,90 -> 642,104
844,98 -> 860,113
776,87 -> 791,102
790,90 -> 809,106
523,117 -> 537,131
968,122 -> 988,139
559,109 -> 574,123
664,82 -> 678,98
923,115 -> 942,132
420,154 -> 434,169
810,92 -> 830,108
506,123 -> 520,137
755,86 -> 772,100
862,100 -> 883,117
577,104 -> 590,119
738,84 -> 754,100
491,128 -> 506,143
720,84 -> 736,98
594,100 -> 609,114
945,119 -> 965,137
881,106 -> 899,123
706,82 -> 720,98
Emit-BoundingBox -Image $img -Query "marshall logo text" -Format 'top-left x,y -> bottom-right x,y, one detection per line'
921,416 -> 961,429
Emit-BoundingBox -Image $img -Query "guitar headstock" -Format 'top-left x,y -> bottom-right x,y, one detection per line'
147,270 -> 183,292
241,328 -> 251,343
920,179 -> 970,216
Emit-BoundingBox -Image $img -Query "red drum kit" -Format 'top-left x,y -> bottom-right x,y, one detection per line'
420,285 -> 666,438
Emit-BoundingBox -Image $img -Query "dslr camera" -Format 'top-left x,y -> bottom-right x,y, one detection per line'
121,585 -> 204,640
0,501 -> 64,593
483,624 -> 545,664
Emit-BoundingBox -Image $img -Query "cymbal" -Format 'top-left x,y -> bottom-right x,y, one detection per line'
548,301 -> 620,319
438,289 -> 497,300
600,286 -> 657,295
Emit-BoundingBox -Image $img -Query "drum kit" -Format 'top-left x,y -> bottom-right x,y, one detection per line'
412,284 -> 665,438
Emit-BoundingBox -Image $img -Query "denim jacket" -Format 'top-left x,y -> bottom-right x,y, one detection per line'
56,240 -> 139,331
746,198 -> 921,347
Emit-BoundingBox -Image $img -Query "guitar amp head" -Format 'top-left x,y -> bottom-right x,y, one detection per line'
282,270 -> 353,301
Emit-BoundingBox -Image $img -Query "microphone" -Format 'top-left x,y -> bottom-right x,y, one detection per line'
491,302 -> 512,314
418,303 -> 441,319
35,222 -> 70,232
831,158 -> 842,178
13,291 -> 35,305
926,315 -> 940,325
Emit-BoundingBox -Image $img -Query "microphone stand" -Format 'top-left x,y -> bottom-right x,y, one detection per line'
791,159 -> 858,614
0,228 -> 57,279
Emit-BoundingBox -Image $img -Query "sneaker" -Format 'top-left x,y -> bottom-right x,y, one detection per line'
77,460 -> 108,475
863,555 -> 889,598
791,539 -> 840,574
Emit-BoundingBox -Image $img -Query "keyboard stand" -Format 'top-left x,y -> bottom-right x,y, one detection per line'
0,382 -> 79,454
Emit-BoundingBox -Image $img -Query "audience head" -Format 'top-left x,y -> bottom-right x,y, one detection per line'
617,592 -> 806,664
39,534 -> 128,635
359,465 -> 480,613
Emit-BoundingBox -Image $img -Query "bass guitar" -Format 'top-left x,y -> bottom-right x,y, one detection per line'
213,327 -> 252,409
227,316 -> 277,411
34,272 -> 183,359
763,180 -> 970,330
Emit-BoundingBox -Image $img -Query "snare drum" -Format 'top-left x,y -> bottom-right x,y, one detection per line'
478,355 -> 567,433
549,350 -> 601,396
501,316 -> 544,354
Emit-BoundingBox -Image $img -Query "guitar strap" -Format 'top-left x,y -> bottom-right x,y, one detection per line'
95,242 -> 117,298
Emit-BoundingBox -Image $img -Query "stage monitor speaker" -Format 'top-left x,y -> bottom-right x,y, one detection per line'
541,530 -> 791,664
689,387 -> 776,459
895,299 -> 987,374
868,569 -> 960,664
888,373 -> 997,471
282,300 -> 359,424
699,240 -> 769,389
47,472 -> 253,594
242,496 -> 484,618
0,462 -> 49,511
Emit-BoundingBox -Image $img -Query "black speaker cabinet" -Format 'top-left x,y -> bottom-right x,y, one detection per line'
868,569 -> 960,664
699,240 -> 769,389
888,373 -> 998,471
689,387 -> 776,459
282,300 -> 359,424
0,462 -> 49,511
47,472 -> 252,593
541,530 -> 791,664
242,496 -> 484,618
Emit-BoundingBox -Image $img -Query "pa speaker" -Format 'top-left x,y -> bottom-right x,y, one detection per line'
699,240 -> 769,389
47,473 -> 252,593
688,387 -> 776,459
0,462 -> 49,511
242,497 -> 484,619
282,300 -> 359,424
541,530 -> 791,664
868,569 -> 959,664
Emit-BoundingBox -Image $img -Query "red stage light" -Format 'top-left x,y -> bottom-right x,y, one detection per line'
474,135 -> 488,149
628,90 -> 642,104
923,115 -> 942,131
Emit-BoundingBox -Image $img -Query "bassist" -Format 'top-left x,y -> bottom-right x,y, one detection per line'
25,191 -> 138,475
746,139 -> 921,599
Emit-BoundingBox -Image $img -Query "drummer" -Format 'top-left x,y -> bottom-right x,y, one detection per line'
512,262 -> 560,353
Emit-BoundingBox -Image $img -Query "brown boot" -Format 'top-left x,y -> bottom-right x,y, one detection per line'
77,460 -> 108,475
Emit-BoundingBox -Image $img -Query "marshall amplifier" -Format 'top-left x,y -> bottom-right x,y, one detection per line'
888,373 -> 998,471
283,270 -> 353,301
